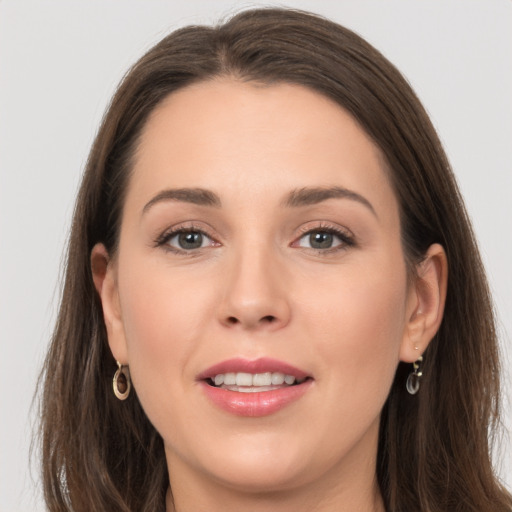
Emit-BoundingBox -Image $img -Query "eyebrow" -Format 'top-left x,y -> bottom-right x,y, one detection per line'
142,188 -> 222,214
283,186 -> 377,217
142,185 -> 376,217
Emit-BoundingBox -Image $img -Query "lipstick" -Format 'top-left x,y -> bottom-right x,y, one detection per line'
197,357 -> 313,417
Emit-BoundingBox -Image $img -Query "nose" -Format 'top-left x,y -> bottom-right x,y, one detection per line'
217,246 -> 291,332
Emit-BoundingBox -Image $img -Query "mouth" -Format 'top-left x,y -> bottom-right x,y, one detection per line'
198,358 -> 313,416
206,371 -> 309,392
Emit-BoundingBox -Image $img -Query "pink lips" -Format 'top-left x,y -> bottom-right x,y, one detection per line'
197,357 -> 313,417
197,357 -> 310,381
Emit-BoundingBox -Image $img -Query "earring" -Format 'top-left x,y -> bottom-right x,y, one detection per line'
113,361 -> 131,400
406,356 -> 423,395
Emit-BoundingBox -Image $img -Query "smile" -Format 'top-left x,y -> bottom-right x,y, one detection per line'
209,371 -> 307,391
198,358 -> 313,416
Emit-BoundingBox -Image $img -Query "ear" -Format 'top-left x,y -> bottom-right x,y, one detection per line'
400,243 -> 448,363
91,243 -> 128,364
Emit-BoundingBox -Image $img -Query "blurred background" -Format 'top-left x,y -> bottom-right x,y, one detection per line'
1,1 -> 510,509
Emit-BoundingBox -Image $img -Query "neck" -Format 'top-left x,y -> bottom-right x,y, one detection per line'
165,420 -> 385,512
166,476 -> 384,512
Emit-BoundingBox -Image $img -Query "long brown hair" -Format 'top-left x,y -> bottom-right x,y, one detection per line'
39,8 -> 512,511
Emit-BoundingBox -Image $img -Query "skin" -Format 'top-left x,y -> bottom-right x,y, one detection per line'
92,79 -> 447,512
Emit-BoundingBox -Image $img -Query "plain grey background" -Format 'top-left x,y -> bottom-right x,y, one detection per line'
1,1 -> 511,510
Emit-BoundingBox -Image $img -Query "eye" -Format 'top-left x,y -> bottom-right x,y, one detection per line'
299,231 -> 340,249
293,226 -> 355,252
157,228 -> 217,252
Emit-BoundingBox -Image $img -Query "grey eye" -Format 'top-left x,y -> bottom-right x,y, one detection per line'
309,232 -> 334,249
168,231 -> 210,250
298,230 -> 342,250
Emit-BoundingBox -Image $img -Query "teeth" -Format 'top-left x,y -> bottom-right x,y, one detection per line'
284,374 -> 295,385
236,372 -> 253,386
210,371 -> 303,388
271,372 -> 285,385
253,372 -> 272,386
227,385 -> 282,393
223,372 -> 236,385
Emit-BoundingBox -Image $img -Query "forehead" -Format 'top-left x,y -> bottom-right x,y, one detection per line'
127,78 -> 397,220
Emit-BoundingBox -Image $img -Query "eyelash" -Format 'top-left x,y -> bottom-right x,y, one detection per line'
294,223 -> 355,254
154,222 -> 355,256
154,224 -> 217,255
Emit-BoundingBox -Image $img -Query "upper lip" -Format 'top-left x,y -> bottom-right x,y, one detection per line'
197,357 -> 310,381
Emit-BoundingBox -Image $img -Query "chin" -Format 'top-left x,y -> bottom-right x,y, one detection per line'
207,457 -> 310,493
197,428 -> 335,493
165,427 -> 317,493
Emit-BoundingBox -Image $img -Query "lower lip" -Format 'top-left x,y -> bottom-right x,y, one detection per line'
199,380 -> 313,417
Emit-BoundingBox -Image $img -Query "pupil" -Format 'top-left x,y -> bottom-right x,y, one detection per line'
178,232 -> 203,249
310,231 -> 332,249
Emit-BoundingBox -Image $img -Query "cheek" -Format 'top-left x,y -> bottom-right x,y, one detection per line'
302,256 -> 408,412
116,254 -> 216,412
275,257 -> 409,476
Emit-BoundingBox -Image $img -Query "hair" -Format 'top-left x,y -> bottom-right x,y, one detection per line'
38,7 -> 512,512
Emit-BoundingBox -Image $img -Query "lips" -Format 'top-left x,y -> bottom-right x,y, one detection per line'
197,357 -> 313,417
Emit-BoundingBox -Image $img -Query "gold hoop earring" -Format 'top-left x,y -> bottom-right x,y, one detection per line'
406,356 -> 423,395
113,361 -> 131,400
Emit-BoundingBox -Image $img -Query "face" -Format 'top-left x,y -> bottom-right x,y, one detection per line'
101,79 -> 422,495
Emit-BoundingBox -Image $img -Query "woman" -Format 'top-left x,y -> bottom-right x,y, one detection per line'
39,7 -> 512,512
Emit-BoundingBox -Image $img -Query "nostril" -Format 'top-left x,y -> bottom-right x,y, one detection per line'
225,315 -> 276,326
